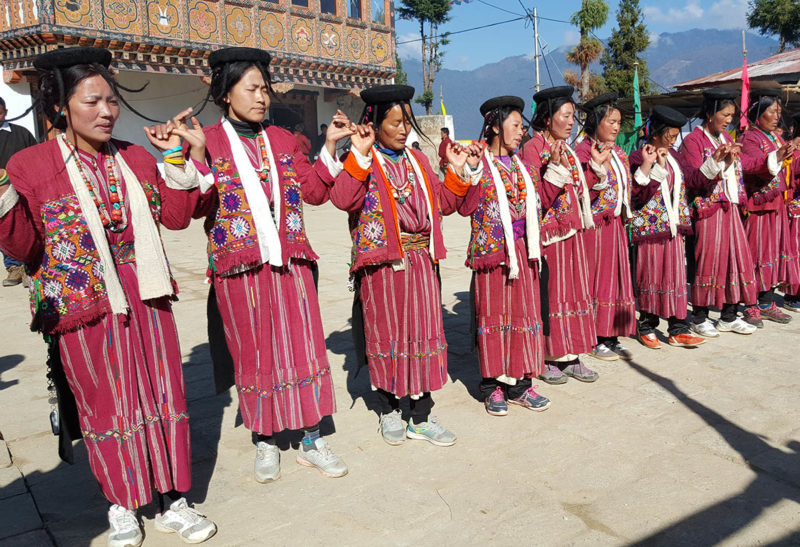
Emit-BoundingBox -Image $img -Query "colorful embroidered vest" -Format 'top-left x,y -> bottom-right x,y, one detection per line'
630,163 -> 692,242
747,129 -> 786,206
692,134 -> 747,218
206,152 -> 316,276
537,138 -> 583,245
590,147 -> 630,221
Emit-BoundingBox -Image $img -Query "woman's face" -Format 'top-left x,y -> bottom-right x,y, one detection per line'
65,74 -> 120,152
377,104 -> 412,150
757,100 -> 781,132
548,102 -> 575,140
225,66 -> 270,123
494,110 -> 525,154
595,108 -> 621,144
651,127 -> 680,150
707,104 -> 735,135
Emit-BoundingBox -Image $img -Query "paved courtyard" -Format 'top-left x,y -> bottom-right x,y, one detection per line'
1,202 -> 799,546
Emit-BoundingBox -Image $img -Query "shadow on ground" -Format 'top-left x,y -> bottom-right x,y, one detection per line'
0,354 -> 23,391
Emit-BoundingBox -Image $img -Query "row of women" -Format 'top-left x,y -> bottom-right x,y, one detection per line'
0,44 -> 797,546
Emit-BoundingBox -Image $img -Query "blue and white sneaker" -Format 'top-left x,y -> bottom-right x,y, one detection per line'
508,386 -> 551,412
406,417 -> 457,446
484,387 -> 508,416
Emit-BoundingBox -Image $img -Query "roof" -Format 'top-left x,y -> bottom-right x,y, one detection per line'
674,48 -> 800,90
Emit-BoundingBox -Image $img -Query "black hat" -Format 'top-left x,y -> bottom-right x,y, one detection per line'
360,84 -> 415,105
581,92 -> 618,112
480,95 -> 524,117
749,87 -> 781,101
34,47 -> 112,70
208,47 -> 271,69
533,86 -> 573,105
702,88 -> 738,101
650,105 -> 687,128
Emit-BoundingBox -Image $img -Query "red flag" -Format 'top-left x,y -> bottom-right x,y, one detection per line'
740,55 -> 750,130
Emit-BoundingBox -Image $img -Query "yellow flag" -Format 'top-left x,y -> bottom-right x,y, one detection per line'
440,99 -> 447,116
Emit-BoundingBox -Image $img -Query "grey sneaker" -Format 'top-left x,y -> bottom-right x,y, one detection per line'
154,498 -> 217,544
406,417 -> 457,446
254,441 -> 281,483
108,505 -> 142,547
484,387 -> 509,416
539,363 -> 568,385
562,360 -> 599,383
296,438 -> 348,477
379,409 -> 406,445
592,342 -> 619,361
716,317 -> 757,335
508,386 -> 551,412
691,319 -> 720,338
608,340 -> 633,361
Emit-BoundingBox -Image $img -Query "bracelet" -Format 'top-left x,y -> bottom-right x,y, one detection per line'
164,157 -> 186,166
161,146 -> 182,156
0,169 -> 9,186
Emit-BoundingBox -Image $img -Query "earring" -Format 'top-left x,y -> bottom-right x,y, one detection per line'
59,111 -> 65,117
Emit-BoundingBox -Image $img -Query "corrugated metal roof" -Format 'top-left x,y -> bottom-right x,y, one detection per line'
674,48 -> 800,89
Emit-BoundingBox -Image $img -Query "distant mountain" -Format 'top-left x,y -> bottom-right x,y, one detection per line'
403,29 -> 780,138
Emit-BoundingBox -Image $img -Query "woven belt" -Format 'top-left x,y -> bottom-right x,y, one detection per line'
400,232 -> 430,251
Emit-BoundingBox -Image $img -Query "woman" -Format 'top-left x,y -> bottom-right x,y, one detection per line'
575,93 -> 637,361
784,116 -> 800,312
678,88 -> 757,336
454,95 -> 549,416
0,47 -> 215,546
520,86 -> 599,384
172,47 -> 351,481
739,88 -> 799,326
331,84 -> 475,445
629,106 -> 704,348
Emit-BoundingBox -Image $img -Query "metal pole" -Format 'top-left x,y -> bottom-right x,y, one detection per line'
534,6 -> 541,92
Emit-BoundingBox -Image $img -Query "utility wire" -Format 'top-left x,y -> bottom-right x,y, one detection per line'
476,0 -> 524,17
396,16 -> 526,44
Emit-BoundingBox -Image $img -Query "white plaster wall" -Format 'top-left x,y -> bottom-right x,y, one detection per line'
0,68 -> 37,137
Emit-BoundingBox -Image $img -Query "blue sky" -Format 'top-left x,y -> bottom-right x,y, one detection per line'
395,0 -> 749,70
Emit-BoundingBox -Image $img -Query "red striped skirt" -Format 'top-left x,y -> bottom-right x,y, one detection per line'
789,214 -> 800,295
635,236 -> 688,319
584,218 -> 637,337
542,233 -> 596,357
691,204 -> 757,307
58,265 -> 191,510
474,237 -> 545,379
744,199 -> 800,292
359,249 -> 448,397
214,259 -> 335,437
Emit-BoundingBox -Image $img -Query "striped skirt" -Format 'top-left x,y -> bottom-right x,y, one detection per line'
359,248 -> 448,397
584,218 -> 637,337
474,237 -> 545,380
214,259 -> 335,437
542,233 -> 596,357
635,236 -> 688,319
691,204 -> 757,307
58,265 -> 191,510
744,199 -> 800,292
788,214 -> 800,295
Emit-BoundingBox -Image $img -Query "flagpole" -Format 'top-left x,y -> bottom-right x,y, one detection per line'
741,30 -> 749,130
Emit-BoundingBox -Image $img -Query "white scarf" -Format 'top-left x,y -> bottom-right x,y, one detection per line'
372,147 -> 441,262
484,150 -> 541,279
609,149 -> 632,218
563,144 -> 595,230
57,136 -> 173,315
663,153 -> 685,238
702,127 -> 740,205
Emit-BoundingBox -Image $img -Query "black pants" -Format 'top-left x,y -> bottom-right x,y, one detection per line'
758,288 -> 774,306
374,389 -> 434,423
596,335 -> 619,345
693,303 -> 738,324
478,376 -> 532,400
638,312 -> 690,336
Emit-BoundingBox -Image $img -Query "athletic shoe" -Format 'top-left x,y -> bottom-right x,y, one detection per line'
108,505 -> 142,547
379,409 -> 406,445
2,265 -> 23,287
508,386 -> 551,412
638,332 -> 662,349
296,438 -> 348,477
743,306 -> 764,328
690,319 -> 720,338
154,498 -> 216,544
667,333 -> 706,347
538,363 -> 568,385
254,441 -> 280,483
591,342 -> 619,361
406,417 -> 457,447
562,360 -> 599,383
783,299 -> 800,313
760,302 -> 792,324
484,387 -> 508,416
608,340 -> 633,360
716,317 -> 757,335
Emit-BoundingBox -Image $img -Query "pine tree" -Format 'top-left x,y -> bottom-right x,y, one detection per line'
601,0 -> 651,98
566,0 -> 609,102
395,52 -> 409,86
747,0 -> 800,53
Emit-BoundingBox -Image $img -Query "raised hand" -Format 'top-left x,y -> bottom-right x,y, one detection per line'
144,107 -> 206,162
712,144 -> 728,163
777,140 -> 795,162
724,143 -> 742,167
350,122 -> 375,156
656,147 -> 669,167
445,141 -> 469,172
325,110 -> 355,145
466,141 -> 486,168
641,144 -> 658,166
550,140 -> 568,168
590,140 -> 612,166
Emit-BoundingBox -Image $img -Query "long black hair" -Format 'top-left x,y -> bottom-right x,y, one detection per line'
701,97 -> 739,123
207,60 -> 274,113
480,105 -> 525,151
360,100 -> 431,148
748,94 -> 781,125
582,102 -> 621,138
530,96 -> 574,132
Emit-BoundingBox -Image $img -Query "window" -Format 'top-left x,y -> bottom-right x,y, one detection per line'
371,0 -> 384,24
348,0 -> 361,19
291,0 -> 308,6
320,0 -> 336,14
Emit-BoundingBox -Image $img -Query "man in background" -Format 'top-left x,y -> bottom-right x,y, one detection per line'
438,127 -> 452,177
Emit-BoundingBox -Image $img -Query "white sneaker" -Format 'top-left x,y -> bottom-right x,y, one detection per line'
716,317 -> 757,334
296,438 -> 348,478
690,319 -> 720,338
108,505 -> 142,547
154,498 -> 217,544
254,441 -> 281,483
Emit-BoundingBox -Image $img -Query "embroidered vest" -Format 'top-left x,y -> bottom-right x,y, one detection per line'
590,147 -> 630,221
537,139 -> 583,244
206,152 -> 316,276
747,129 -> 786,205
630,169 -> 692,242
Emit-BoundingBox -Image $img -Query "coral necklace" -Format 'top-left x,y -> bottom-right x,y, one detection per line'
64,137 -> 127,232
382,151 -> 416,204
492,157 -> 526,211
255,133 -> 271,181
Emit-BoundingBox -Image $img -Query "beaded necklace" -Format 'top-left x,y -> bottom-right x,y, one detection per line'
255,133 -> 271,181
492,156 -> 526,211
381,149 -> 416,203
64,137 -> 127,233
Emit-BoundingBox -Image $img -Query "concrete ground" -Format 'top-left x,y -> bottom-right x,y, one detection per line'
1,202 -> 799,546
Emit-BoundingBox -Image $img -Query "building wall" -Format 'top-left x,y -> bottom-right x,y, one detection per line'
0,68 -> 36,136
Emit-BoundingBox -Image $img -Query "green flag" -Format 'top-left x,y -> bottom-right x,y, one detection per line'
633,67 -> 641,128
615,66 -> 642,155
